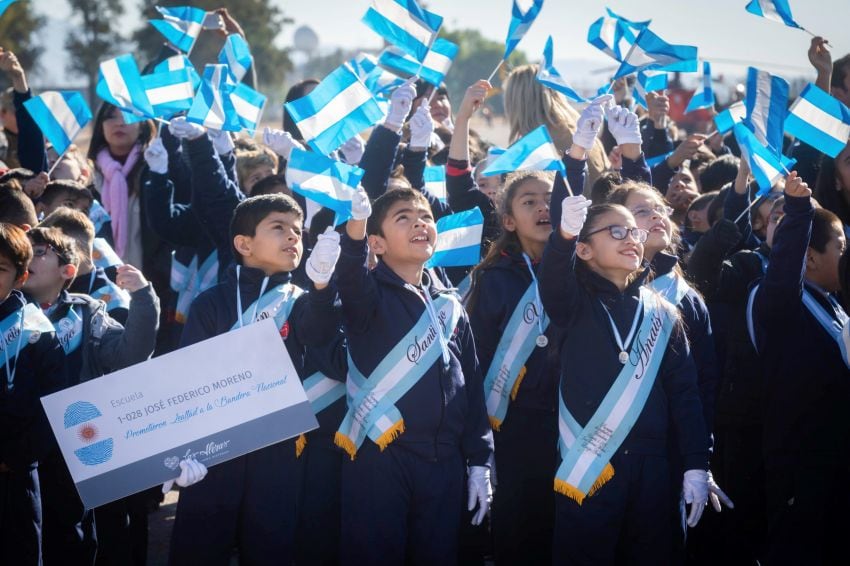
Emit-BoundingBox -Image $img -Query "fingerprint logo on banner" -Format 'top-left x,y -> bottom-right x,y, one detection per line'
64,401 -> 114,466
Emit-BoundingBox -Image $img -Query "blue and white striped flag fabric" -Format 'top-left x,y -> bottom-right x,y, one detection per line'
149,5 -> 206,54
285,147 -> 366,224
426,207 -> 485,268
141,68 -> 195,119
536,36 -> 586,103
219,34 -> 253,83
715,101 -> 747,134
482,125 -> 565,177
745,67 -> 789,155
96,54 -> 154,121
154,54 -> 201,88
685,61 -> 715,113
0,0 -> 17,18
613,28 -> 698,79
23,91 -> 92,157
503,0 -> 544,60
362,0 -> 443,61
285,64 -> 384,156
423,165 -> 447,203
745,0 -> 801,29
587,7 -> 650,62
187,65 -> 240,131
378,37 -> 458,87
229,82 -> 266,135
347,54 -> 403,100
632,70 -> 667,109
646,151 -> 674,168
734,122 -> 796,193
784,83 -> 850,158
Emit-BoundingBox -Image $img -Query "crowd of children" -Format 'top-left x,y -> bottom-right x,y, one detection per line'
0,11 -> 849,566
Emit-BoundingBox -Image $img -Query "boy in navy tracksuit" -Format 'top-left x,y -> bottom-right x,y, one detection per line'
334,186 -> 493,565
169,194 -> 338,566
0,222 -> 66,566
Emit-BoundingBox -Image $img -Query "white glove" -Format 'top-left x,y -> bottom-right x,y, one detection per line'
208,129 -> 235,156
572,95 -> 613,150
707,470 -> 734,512
683,469 -> 710,527
467,465 -> 493,526
560,195 -> 591,237
350,186 -> 372,221
169,116 -> 206,141
340,135 -> 365,165
263,127 -> 303,161
409,101 -> 434,150
143,138 -> 168,175
162,458 -> 208,494
384,79 -> 417,131
606,105 -> 642,146
305,227 -> 341,285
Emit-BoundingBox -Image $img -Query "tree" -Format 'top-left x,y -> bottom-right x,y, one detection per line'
439,28 -> 528,115
132,0 -> 293,96
0,1 -> 45,88
65,0 -> 126,103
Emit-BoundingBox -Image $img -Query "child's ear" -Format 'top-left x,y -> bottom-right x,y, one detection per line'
233,235 -> 252,258
60,264 -> 77,282
502,214 -> 517,233
806,248 -> 819,273
368,234 -> 387,256
576,241 -> 594,261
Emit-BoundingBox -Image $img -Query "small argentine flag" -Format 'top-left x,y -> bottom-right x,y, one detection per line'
502,0 -> 544,60
0,0 -> 17,18
285,147 -> 366,225
187,64 -> 241,132
348,54 -> 404,100
362,0 -> 443,62
423,165 -> 447,203
587,7 -> 650,62
733,123 -> 796,193
745,67 -> 789,156
745,0 -> 801,29
685,61 -> 715,113
378,38 -> 458,87
219,34 -> 253,83
426,208 -> 485,268
285,64 -> 384,156
154,55 -> 201,89
23,91 -> 92,157
229,82 -> 266,135
536,36 -> 586,103
714,101 -> 747,134
613,28 -> 697,79
149,5 -> 207,54
141,68 -> 195,119
784,83 -> 850,158
482,125 -> 565,178
96,54 -> 154,123
633,70 -> 667,110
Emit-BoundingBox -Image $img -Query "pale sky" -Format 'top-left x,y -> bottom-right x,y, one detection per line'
34,0 -> 850,91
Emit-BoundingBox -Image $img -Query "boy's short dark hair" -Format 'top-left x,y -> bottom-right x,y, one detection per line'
40,180 -> 93,209
685,191 -> 718,229
0,185 -> 38,227
809,207 -> 844,254
590,170 -> 624,204
706,186 -> 730,226
40,207 -> 96,255
230,194 -> 303,264
699,155 -> 739,193
27,226 -> 79,268
0,222 -> 33,278
250,174 -> 290,197
0,167 -> 37,185
832,54 -> 850,91
367,187 -> 431,237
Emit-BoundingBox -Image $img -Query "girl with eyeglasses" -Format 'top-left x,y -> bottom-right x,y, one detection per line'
538,195 -> 710,564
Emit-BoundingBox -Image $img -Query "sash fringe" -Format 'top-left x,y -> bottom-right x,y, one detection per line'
488,415 -> 502,432
553,463 -> 615,505
334,432 -> 358,460
510,366 -> 527,401
175,312 -> 187,324
375,419 -> 405,451
295,434 -> 307,458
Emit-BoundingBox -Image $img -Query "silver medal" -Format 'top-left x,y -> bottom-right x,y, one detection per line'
536,334 -> 548,348
618,351 -> 629,364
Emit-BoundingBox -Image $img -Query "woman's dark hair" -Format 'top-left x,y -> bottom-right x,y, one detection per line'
86,103 -> 155,161
283,79 -> 320,141
814,151 -> 850,226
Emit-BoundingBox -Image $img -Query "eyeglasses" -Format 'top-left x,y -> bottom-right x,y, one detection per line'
31,244 -> 57,258
630,205 -> 674,219
582,225 -> 648,243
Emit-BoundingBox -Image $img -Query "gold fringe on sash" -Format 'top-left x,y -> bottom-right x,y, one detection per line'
295,434 -> 307,458
510,366 -> 527,401
553,463 -> 615,505
334,432 -> 358,460
375,419 -> 405,451
488,415 -> 502,432
175,312 -> 187,324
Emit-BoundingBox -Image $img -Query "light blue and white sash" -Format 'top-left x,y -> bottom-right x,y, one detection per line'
88,200 -> 112,235
92,238 -> 123,270
483,282 -> 550,430
90,278 -> 131,314
230,281 -> 305,331
1,303 -> 55,390
53,305 -> 84,355
172,251 -> 219,323
303,372 -> 346,414
802,289 -> 850,369
554,289 -> 674,504
649,271 -> 692,307
335,293 -> 464,459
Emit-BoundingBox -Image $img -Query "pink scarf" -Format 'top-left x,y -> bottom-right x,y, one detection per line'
96,145 -> 141,259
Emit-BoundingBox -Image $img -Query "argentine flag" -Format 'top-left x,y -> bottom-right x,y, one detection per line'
502,0 -> 544,60
734,123 -> 796,192
141,68 -> 195,119
149,5 -> 206,54
613,28 -> 698,79
219,34 -> 253,83
154,55 -> 201,88
187,65 -> 240,131
378,38 -> 458,87
285,147 -> 366,224
285,64 -> 384,156
587,7 -> 650,62
96,54 -> 154,122
745,0 -> 801,29
0,0 -> 17,18
785,83 -> 850,158
633,70 -> 667,109
482,125 -> 565,178
715,101 -> 747,134
536,36 -> 586,103
745,67 -> 789,155
426,208 -> 485,268
230,82 -> 266,135
685,61 -> 715,113
423,165 -> 447,203
362,0 -> 443,61
23,91 -> 92,157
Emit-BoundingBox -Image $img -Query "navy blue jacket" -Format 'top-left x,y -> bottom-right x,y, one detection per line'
360,125 -> 402,202
751,194 -> 850,455
336,233 -> 493,466
13,89 -> 47,173
468,252 -> 560,414
724,186 -> 762,251
639,116 -> 674,161
538,231 -> 710,470
0,291 -> 66,471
